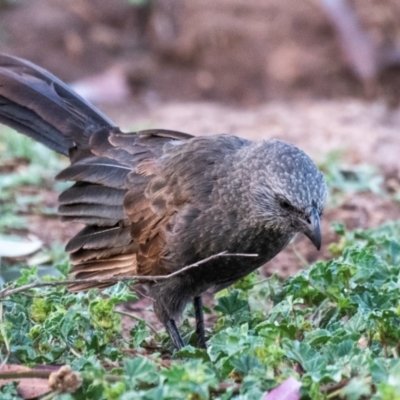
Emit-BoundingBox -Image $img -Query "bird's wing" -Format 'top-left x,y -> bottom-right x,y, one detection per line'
64,128 -> 193,290
0,54 -> 198,288
126,134 -> 252,277
65,129 -> 251,289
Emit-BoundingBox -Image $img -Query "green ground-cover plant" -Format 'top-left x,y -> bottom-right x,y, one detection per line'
318,151 -> 386,206
2,222 -> 400,399
0,128 -> 68,234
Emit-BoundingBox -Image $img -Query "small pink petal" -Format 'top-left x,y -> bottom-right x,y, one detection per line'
264,377 -> 301,400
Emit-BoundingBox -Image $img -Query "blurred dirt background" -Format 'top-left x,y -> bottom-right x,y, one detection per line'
2,0 -> 400,280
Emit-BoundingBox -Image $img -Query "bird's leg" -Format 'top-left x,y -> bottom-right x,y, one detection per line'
165,319 -> 185,350
194,296 -> 207,349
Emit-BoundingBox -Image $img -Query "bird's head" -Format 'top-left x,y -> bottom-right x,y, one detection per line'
248,140 -> 327,250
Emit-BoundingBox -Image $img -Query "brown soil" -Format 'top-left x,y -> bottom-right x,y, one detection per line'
1,0 -> 400,105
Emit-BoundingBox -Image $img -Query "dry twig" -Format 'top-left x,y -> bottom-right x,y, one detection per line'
0,252 -> 257,299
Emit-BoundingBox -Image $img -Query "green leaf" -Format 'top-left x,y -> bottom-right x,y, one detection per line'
214,290 -> 248,315
124,358 -> 159,387
340,377 -> 371,400
130,320 -> 149,348
176,345 -> 211,362
230,354 -> 263,375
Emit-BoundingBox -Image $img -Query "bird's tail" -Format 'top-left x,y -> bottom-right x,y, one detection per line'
0,54 -> 116,156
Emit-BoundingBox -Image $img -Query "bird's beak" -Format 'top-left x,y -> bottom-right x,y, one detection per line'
302,207 -> 322,250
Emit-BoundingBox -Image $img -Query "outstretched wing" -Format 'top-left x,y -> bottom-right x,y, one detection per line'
64,128 -> 193,290
0,54 -> 206,289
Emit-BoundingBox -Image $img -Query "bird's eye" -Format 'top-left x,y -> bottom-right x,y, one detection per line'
279,199 -> 292,210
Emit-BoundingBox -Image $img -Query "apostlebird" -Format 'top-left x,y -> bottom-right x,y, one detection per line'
0,55 -> 327,349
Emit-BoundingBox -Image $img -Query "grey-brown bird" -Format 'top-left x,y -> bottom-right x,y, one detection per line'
0,55 -> 327,349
